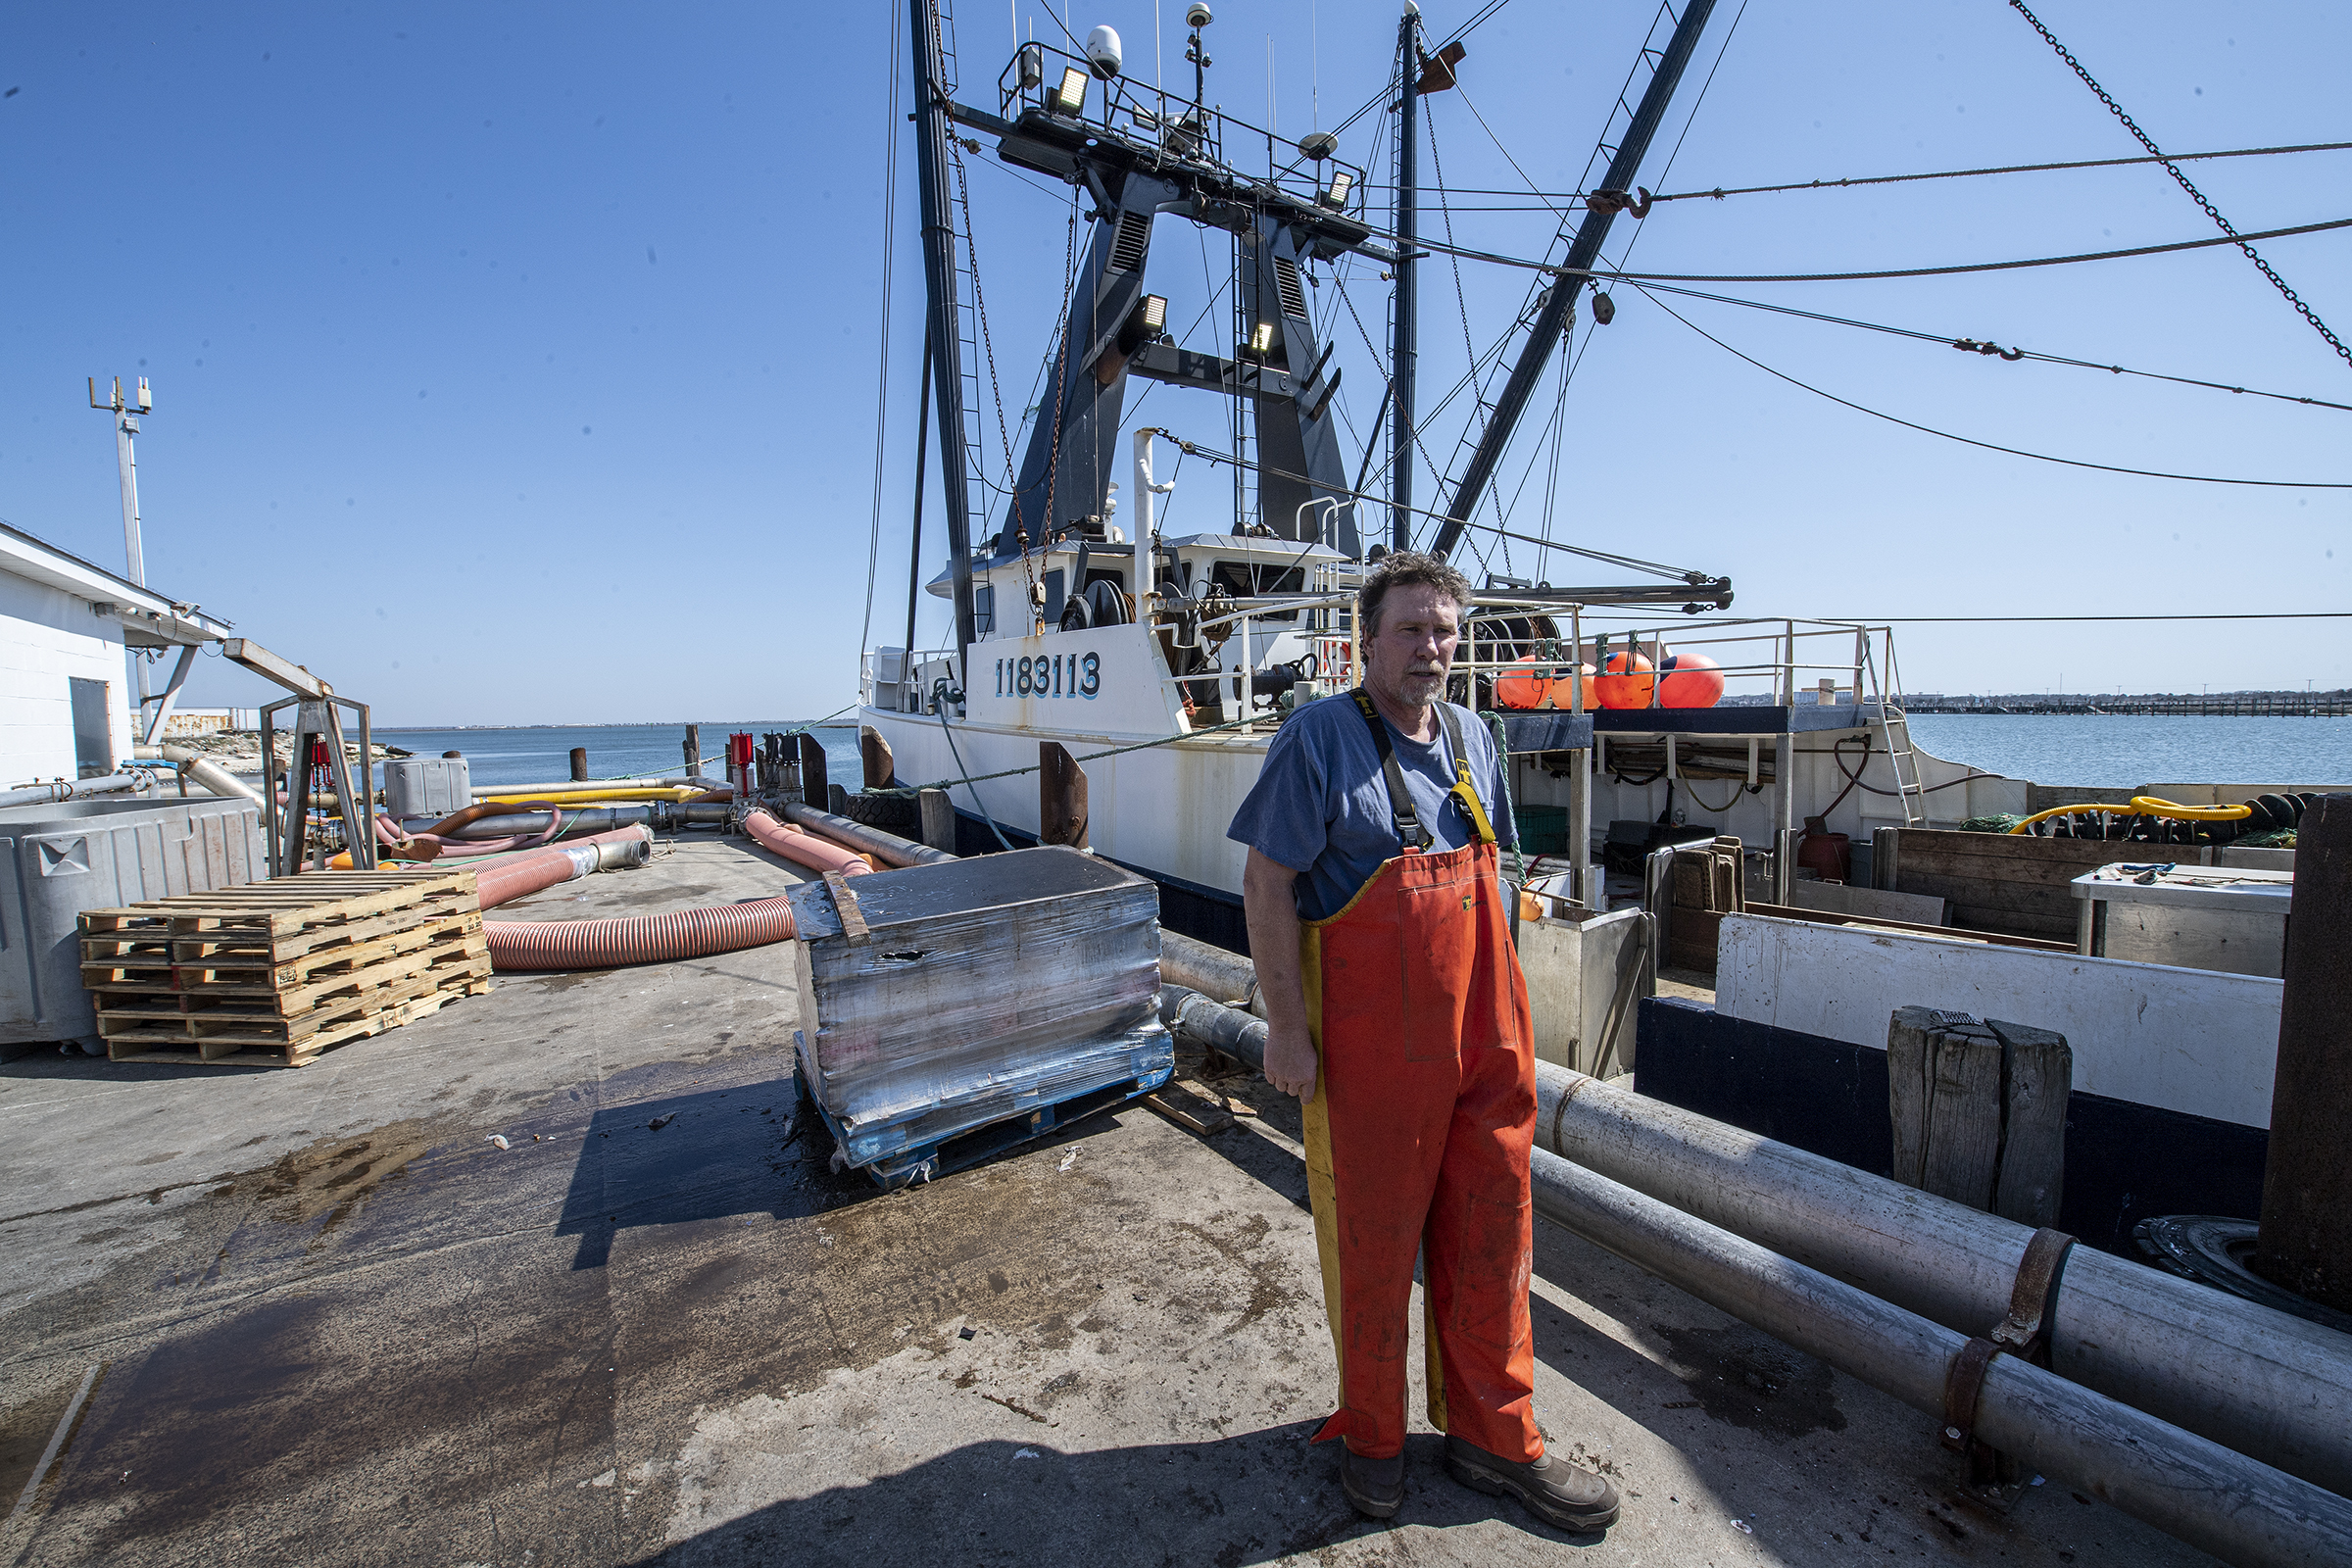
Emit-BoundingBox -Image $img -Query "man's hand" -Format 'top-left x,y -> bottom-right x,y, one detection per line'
1263,1019 -> 1318,1102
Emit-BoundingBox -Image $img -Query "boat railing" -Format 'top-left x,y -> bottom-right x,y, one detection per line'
990,41 -> 1367,219
866,612 -> 1912,742
1147,599 -> 1912,725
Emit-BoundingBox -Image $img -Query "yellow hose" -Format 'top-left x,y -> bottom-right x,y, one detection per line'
2006,796 -> 2253,834
474,786 -> 708,806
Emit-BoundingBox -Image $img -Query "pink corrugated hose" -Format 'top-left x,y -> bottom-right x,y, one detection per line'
478,822 -> 811,971
740,808 -> 875,877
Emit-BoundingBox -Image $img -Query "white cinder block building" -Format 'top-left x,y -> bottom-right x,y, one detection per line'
1,520 -> 234,788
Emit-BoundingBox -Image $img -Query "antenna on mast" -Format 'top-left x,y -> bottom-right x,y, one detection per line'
1184,4 -> 1212,106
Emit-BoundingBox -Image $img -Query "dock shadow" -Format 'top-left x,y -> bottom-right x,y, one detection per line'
557,1071 -> 851,1268
638,1425 -> 1606,1567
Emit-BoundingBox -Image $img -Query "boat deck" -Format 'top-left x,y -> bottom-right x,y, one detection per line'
1,836 -> 2215,1566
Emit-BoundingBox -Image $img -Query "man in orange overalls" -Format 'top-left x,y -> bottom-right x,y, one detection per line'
1229,551 -> 1618,1533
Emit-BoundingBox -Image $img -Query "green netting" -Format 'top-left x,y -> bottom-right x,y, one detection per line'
1958,813 -> 2027,834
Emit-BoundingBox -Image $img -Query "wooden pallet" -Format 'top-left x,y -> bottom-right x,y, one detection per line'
78,868 -> 490,1067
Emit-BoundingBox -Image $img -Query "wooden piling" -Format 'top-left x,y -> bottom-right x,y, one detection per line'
1040,742 -> 1088,848
2257,793 -> 2352,1311
683,724 -> 702,777
918,787 -> 956,854
1888,1005 -> 2070,1227
860,725 -> 897,789
797,731 -> 828,809
568,747 -> 589,782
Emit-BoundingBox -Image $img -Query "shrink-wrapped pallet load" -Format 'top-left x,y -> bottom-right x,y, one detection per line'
787,845 -> 1170,1183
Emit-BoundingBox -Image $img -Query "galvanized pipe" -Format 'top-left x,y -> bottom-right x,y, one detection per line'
1536,1068 -> 2352,1499
1537,1152 -> 2352,1568
1159,938 -> 1264,1017
0,771 -> 155,808
1158,979 -> 2352,1498
159,745 -> 264,805
780,801 -> 956,867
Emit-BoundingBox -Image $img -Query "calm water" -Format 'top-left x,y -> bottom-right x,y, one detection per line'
372,713 -> 2350,795
1905,714 -> 2352,789
373,721 -> 862,790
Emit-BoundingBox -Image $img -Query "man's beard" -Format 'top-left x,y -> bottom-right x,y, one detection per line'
1396,663 -> 1448,701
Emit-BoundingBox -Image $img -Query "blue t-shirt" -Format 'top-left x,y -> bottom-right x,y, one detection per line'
1228,694 -> 1516,920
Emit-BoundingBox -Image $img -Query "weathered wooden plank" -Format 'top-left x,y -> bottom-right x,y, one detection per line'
823,872 -> 871,947
1888,1006 -> 2003,1208
1746,904 -> 2074,953
1987,1018 -> 2071,1228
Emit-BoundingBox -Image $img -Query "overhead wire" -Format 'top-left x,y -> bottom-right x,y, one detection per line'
2005,0 -> 2352,370
1156,433 -> 1712,583
1647,139 -> 2352,207
1347,140 -> 2352,207
1355,214 -> 2352,288
1631,281 -> 2352,413
1629,281 -> 2351,489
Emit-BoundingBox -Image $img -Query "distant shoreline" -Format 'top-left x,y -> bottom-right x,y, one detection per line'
372,720 -> 859,733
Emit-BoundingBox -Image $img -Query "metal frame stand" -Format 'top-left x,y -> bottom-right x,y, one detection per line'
261,695 -> 375,875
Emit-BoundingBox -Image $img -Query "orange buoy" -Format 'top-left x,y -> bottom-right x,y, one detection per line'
1494,655 -> 1556,710
1592,651 -> 1655,709
1657,651 -> 1726,709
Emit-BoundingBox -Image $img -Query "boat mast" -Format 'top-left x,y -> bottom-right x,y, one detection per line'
1388,2 -> 1418,555
1429,0 -> 1715,562
909,0 -> 980,661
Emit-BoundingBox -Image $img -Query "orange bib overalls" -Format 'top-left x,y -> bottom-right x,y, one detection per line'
1300,694 -> 1542,1463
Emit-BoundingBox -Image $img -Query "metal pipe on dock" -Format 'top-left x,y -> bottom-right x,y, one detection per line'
1156,980 -> 2352,1499
1159,936 -> 1263,1016
780,801 -> 956,867
0,771 -> 156,809
1539,1152 -> 2352,1568
158,744 -> 264,805
1535,1068 -> 2352,1499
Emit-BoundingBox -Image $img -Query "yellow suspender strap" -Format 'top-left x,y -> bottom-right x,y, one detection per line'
1434,706 -> 1498,846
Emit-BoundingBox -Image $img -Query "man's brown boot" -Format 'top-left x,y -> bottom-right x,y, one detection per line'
1340,1446 -> 1404,1519
1444,1436 -> 1619,1533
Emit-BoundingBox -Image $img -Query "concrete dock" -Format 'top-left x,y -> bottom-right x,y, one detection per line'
1,835 -> 2217,1565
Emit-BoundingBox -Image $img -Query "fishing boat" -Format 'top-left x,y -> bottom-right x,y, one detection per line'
850,1 -> 2124,949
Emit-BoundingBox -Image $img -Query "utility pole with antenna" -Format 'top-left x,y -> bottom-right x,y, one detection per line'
89,374 -> 155,711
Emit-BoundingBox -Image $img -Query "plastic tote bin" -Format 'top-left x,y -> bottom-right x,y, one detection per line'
0,794 -> 268,1055
788,845 -> 1170,1179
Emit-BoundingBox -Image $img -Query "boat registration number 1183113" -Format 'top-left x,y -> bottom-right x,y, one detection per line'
998,652 -> 1101,700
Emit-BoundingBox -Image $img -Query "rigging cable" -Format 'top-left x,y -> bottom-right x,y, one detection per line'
1357,140 -> 2352,208
2006,0 -> 2352,370
1350,213 -> 2352,288
1628,281 -> 2351,488
1631,281 -> 2352,413
858,0 -> 905,661
1157,434 -> 1715,582
1647,139 -> 2352,207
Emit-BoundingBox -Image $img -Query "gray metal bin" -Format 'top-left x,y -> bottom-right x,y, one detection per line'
1,795 -> 268,1055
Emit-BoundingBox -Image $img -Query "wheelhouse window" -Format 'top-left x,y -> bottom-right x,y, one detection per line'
1209,560 -> 1304,621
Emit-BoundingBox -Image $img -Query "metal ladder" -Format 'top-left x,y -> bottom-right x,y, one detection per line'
1863,631 -> 1929,825
1431,5 -> 1687,526
931,0 -> 999,535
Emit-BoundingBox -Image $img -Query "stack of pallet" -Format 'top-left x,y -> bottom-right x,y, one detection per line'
78,868 -> 491,1066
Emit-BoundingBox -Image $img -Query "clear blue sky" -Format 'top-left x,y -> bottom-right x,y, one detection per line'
5,2 -> 2345,724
